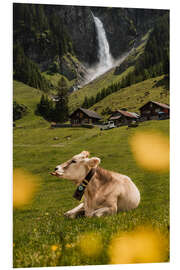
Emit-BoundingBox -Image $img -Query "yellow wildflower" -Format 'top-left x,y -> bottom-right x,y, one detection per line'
13,169 -> 40,208
109,225 -> 169,264
129,131 -> 169,172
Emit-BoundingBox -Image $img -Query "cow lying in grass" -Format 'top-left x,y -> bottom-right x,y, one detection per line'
51,151 -> 140,218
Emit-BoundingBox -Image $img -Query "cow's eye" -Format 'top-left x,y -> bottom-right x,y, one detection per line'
71,160 -> 76,163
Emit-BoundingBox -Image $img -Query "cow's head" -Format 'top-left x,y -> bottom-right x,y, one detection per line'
51,151 -> 100,184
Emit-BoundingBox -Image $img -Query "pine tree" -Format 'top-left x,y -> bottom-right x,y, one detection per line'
95,92 -> 101,103
53,77 -> 69,123
82,96 -> 89,108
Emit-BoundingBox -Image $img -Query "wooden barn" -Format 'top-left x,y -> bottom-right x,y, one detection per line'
139,101 -> 170,121
70,107 -> 102,126
109,109 -> 140,126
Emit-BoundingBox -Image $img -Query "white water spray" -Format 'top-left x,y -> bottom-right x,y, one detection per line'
85,14 -> 114,83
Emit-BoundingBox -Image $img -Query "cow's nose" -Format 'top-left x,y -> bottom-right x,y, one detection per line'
54,167 -> 58,171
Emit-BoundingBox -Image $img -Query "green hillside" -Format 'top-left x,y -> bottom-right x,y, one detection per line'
13,73 -> 169,125
68,30 -> 150,113
91,75 -> 169,116
69,66 -> 134,113
13,80 -> 48,128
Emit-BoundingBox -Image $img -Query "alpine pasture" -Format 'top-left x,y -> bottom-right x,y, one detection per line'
13,80 -> 169,267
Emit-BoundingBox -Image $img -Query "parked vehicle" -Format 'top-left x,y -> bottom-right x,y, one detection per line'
100,121 -> 116,130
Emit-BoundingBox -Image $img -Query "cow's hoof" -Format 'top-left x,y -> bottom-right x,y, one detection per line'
64,212 -> 75,219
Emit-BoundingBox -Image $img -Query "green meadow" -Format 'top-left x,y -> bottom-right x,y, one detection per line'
13,70 -> 170,267
13,114 -> 169,267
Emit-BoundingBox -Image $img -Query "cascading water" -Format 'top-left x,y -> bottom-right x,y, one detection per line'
74,13 -> 132,89
85,14 -> 114,83
93,15 -> 113,72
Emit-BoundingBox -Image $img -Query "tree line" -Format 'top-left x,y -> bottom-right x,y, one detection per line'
13,3 -> 74,82
13,101 -> 28,121
36,77 -> 69,123
13,44 -> 51,91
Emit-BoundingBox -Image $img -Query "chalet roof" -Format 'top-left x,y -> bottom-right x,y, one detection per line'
111,110 -> 140,119
139,101 -> 170,110
110,115 -> 121,120
70,107 -> 102,119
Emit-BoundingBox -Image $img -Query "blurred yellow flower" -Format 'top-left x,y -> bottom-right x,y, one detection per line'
13,169 -> 40,208
77,232 -> 103,257
51,245 -> 60,252
108,226 -> 169,264
129,131 -> 169,172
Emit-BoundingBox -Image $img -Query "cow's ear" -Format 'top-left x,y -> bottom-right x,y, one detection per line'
88,157 -> 101,168
81,151 -> 90,158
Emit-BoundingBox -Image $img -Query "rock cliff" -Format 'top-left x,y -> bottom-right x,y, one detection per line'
13,4 -> 168,84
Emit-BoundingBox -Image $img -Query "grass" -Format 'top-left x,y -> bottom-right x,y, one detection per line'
13,117 -> 169,267
91,75 -> 169,116
13,80 -> 48,128
42,72 -> 76,91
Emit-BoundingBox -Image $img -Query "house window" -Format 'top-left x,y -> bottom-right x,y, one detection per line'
84,118 -> 89,123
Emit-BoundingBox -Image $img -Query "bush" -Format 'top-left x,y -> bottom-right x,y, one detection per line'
13,101 -> 28,121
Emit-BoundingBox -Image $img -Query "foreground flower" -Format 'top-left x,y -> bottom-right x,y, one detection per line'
51,245 -> 59,252
129,131 -> 169,172
108,226 -> 169,264
13,169 -> 40,208
77,232 -> 103,257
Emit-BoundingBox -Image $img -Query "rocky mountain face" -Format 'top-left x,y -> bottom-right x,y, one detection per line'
44,5 -> 98,65
13,4 -> 168,84
92,7 -> 167,59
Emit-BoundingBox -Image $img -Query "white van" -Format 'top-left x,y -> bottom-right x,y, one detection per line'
100,121 -> 116,130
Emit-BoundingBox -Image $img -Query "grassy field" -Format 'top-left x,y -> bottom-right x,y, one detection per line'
13,116 -> 169,267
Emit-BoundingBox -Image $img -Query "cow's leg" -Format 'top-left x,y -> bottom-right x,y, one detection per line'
64,203 -> 85,219
87,205 -> 117,218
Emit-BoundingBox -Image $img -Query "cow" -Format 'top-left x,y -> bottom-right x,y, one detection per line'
51,151 -> 140,218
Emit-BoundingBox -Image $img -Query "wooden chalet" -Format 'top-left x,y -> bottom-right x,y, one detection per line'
70,107 -> 102,126
109,109 -> 140,126
139,101 -> 170,121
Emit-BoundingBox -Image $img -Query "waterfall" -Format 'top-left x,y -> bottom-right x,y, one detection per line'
85,14 -> 114,83
74,13 -> 131,89
93,15 -> 113,72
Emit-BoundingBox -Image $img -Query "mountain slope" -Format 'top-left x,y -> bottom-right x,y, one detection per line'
90,75 -> 169,116
68,30 -> 150,113
13,3 -> 168,91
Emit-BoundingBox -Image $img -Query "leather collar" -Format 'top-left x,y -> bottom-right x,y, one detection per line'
73,168 -> 96,201
85,168 -> 96,182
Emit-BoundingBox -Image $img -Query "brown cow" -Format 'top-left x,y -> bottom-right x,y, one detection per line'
51,151 -> 140,218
